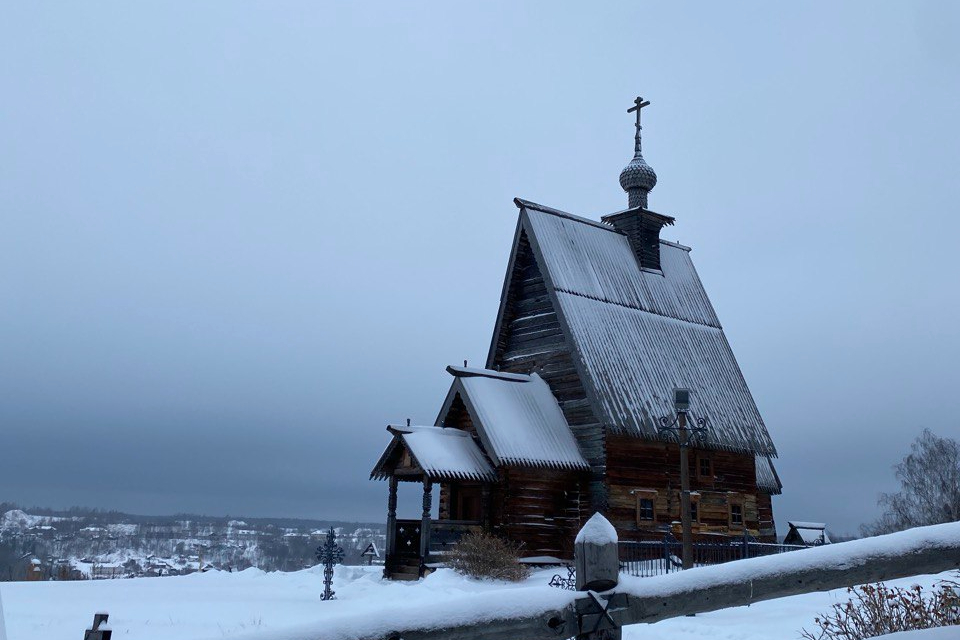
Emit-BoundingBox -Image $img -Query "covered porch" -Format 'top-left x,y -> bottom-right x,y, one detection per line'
370,424 -> 497,580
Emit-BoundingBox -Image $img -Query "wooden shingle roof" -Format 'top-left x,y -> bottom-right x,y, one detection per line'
755,455 -> 783,494
492,199 -> 777,457
370,425 -> 497,482
438,367 -> 589,471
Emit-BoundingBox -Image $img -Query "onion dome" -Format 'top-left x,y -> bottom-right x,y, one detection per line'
619,150 -> 657,198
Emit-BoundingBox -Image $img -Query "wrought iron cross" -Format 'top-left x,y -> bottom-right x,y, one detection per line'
627,96 -> 651,153
316,527 -> 344,601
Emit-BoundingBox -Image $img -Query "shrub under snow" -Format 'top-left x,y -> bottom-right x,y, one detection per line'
446,531 -> 529,582
800,577 -> 960,640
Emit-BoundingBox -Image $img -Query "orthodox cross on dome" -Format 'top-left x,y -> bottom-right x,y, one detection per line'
619,96 -> 657,208
627,96 -> 651,154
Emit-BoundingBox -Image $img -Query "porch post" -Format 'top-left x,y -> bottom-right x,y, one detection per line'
385,475 -> 398,574
481,483 -> 491,531
419,479 -> 433,563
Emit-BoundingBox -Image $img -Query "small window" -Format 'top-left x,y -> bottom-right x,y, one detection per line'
689,501 -> 699,523
730,503 -> 743,527
635,490 -> 658,526
698,457 -> 712,479
638,498 -> 654,521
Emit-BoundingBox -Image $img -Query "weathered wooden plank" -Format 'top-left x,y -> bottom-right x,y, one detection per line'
361,522 -> 960,640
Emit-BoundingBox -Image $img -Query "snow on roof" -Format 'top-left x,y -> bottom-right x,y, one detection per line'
755,455 -> 782,494
524,204 -> 717,326
370,426 -> 497,482
440,367 -> 589,470
787,522 -> 831,545
445,366 -> 529,382
518,202 -> 776,456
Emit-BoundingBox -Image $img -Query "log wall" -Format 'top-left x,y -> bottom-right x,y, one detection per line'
605,433 -> 774,541
488,230 -> 606,512
488,467 -> 588,558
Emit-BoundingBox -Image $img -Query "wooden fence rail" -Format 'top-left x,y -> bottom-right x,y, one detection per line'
362,519 -> 960,640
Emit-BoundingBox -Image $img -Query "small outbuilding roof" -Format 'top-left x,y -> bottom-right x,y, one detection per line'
438,366 -> 589,471
370,425 -> 497,483
786,521 -> 831,545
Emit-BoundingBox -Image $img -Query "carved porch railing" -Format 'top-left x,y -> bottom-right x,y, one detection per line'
428,520 -> 482,556
386,519 -> 483,577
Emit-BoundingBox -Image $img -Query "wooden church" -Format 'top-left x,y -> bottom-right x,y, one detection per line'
371,98 -> 781,579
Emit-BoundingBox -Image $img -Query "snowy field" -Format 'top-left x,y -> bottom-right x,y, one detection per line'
0,565 -> 956,640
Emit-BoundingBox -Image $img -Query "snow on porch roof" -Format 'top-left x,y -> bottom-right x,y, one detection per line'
439,366 -> 589,471
370,425 -> 497,483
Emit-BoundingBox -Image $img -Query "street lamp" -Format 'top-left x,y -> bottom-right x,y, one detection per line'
659,388 -> 707,570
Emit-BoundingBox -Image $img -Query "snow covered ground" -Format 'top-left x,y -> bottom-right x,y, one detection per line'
0,565 -> 956,640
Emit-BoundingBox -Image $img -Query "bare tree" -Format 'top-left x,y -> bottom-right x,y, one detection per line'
862,429 -> 960,536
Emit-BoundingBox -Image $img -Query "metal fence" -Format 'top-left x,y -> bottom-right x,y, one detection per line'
619,535 -> 807,578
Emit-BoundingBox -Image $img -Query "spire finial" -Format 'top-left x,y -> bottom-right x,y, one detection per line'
619,96 -> 657,208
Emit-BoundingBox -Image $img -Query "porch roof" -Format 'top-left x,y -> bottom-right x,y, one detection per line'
370,425 -> 497,483
439,366 -> 589,471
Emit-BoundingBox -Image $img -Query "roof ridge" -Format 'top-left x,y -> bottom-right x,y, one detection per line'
514,198 -> 617,232
386,424 -> 471,437
659,238 -> 691,251
445,365 -> 530,382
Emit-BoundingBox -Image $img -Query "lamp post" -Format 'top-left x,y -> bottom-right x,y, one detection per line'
659,388 -> 707,570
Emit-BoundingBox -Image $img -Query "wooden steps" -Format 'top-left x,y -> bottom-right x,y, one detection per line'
389,553 -> 422,581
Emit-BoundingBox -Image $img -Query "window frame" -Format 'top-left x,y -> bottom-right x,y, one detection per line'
633,489 -> 658,526
696,456 -> 713,481
728,494 -> 745,529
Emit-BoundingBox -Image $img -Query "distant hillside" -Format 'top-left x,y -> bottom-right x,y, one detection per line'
0,504 -> 385,581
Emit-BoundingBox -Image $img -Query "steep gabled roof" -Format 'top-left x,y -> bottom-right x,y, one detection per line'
491,199 -> 776,457
370,425 -> 497,482
755,455 -> 783,494
437,366 -> 589,471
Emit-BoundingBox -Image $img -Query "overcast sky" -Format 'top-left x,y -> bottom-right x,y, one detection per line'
2,2 -> 959,536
